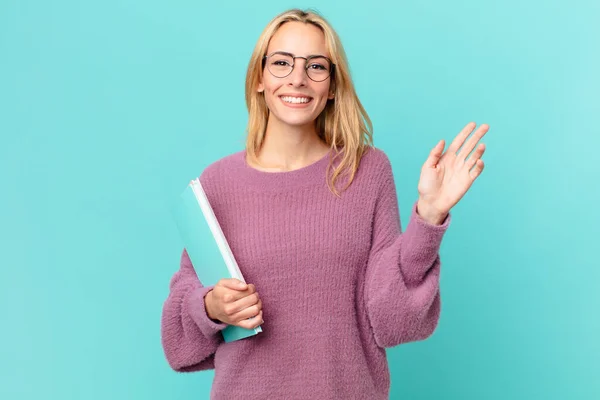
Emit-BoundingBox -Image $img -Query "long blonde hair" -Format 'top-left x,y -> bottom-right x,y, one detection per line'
245,8 -> 373,197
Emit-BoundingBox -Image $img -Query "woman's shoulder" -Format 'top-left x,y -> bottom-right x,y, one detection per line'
198,150 -> 245,184
358,146 -> 394,175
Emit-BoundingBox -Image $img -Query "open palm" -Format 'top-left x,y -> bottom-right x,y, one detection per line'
418,122 -> 489,215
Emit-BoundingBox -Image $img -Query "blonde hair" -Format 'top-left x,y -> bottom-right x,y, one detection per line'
244,8 -> 373,197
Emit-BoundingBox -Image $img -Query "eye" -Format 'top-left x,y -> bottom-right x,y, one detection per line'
272,60 -> 291,67
308,63 -> 327,70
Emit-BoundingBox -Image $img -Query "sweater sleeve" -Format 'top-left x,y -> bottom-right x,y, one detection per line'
364,157 -> 451,349
160,248 -> 228,372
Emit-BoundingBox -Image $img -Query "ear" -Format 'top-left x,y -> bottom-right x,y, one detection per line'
328,90 -> 335,100
257,80 -> 264,93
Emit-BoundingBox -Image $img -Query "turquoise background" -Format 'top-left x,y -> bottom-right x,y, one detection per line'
1,0 -> 598,399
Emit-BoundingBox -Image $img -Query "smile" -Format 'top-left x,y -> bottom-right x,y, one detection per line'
279,96 -> 313,104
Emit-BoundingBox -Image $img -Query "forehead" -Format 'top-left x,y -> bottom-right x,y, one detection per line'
267,21 -> 329,57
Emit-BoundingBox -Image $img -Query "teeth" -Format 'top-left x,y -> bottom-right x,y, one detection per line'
281,96 -> 311,104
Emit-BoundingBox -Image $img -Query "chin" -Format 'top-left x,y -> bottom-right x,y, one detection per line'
275,114 -> 319,128
272,107 -> 325,128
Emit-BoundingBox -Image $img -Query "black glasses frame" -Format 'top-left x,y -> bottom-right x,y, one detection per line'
262,51 -> 336,82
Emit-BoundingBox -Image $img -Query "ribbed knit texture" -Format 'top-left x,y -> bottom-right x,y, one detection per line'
161,146 -> 451,399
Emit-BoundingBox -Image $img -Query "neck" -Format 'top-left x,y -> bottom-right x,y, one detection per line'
256,118 -> 330,171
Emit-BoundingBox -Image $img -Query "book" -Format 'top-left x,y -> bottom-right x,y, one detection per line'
170,177 -> 263,342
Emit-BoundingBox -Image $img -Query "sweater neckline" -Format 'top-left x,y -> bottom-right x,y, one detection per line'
234,148 -> 334,191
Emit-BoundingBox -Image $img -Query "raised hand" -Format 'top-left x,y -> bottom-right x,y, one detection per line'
416,122 -> 489,224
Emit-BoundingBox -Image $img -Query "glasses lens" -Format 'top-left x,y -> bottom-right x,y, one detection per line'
267,53 -> 294,78
306,57 -> 331,82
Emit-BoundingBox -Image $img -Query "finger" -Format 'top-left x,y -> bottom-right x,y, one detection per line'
237,310 -> 264,329
220,278 -> 248,291
221,286 -> 257,304
465,155 -> 478,171
457,124 -> 489,161
424,139 -> 445,168
465,143 -> 486,166
469,159 -> 485,179
233,302 -> 263,324
228,293 -> 261,315
447,122 -> 477,154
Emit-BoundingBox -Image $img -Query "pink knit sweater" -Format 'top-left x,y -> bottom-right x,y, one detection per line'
161,147 -> 451,399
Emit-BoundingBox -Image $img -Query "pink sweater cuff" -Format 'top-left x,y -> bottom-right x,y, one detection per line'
400,201 -> 451,268
410,200 -> 451,233
185,286 -> 228,339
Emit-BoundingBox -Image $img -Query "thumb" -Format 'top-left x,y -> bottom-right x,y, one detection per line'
424,139 -> 445,168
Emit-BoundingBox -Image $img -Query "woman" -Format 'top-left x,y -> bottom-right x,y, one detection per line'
161,8 -> 488,400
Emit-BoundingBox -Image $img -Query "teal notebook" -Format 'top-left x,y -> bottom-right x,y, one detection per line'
171,178 -> 262,342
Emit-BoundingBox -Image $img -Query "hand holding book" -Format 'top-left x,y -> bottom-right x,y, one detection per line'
205,278 -> 264,329
171,178 -> 263,342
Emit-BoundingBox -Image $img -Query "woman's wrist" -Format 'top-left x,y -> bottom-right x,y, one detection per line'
416,198 -> 448,225
204,290 -> 218,321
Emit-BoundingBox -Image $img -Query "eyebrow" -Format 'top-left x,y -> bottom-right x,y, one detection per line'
269,50 -> 329,59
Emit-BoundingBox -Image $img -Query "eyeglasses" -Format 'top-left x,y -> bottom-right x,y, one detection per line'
262,51 -> 335,82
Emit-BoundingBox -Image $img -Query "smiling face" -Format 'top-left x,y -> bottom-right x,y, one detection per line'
257,21 -> 335,131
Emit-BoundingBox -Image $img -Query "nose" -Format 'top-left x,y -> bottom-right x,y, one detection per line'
288,58 -> 308,87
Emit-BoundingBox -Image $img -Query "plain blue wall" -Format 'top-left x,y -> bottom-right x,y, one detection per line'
1,0 -> 598,399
